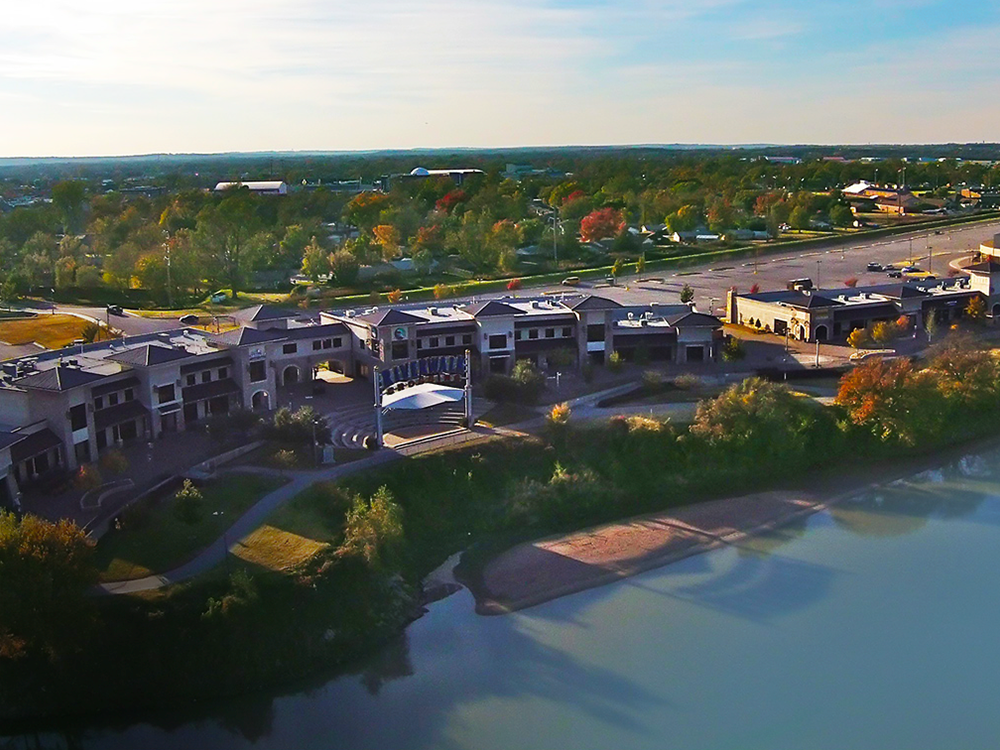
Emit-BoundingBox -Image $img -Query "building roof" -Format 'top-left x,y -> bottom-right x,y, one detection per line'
212,326 -> 287,346
107,344 -> 192,367
233,304 -> 298,323
665,311 -> 723,328
353,308 -> 426,327
563,295 -> 623,311
10,428 -> 62,463
182,378 -> 241,403
91,375 -> 141,398
12,364 -> 105,392
461,300 -> 520,317
966,260 -> 1000,274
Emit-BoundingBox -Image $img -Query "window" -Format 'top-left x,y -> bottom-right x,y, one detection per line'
429,337 -> 439,348
108,392 -> 119,406
312,340 -> 322,351
124,388 -> 134,402
562,327 -> 573,338
529,329 -> 539,339
186,374 -> 196,386
283,343 -> 297,355
249,361 -> 266,382
201,371 -> 211,383
488,334 -> 507,350
332,337 -> 342,348
463,334 -> 472,345
391,341 -> 408,360
218,368 -> 227,380
515,330 -> 524,340
416,340 -> 424,350
446,335 -> 455,346
157,384 -> 175,404
586,324 -> 605,342
93,396 -> 104,410
545,328 -> 555,338
69,404 -> 87,431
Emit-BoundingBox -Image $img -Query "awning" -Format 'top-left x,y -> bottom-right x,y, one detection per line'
94,400 -> 149,430
182,378 -> 241,402
382,382 -> 465,411
158,403 -> 182,416
10,429 -> 62,463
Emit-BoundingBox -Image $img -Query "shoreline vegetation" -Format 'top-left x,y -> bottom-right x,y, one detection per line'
3,333 -> 1000,726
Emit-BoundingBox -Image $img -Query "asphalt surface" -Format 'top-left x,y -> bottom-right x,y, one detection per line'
474,219 -> 1000,317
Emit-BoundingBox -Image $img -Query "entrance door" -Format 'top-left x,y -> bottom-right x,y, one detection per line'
161,413 -> 178,434
686,346 -> 705,363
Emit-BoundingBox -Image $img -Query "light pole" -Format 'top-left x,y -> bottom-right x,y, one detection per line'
816,259 -> 822,288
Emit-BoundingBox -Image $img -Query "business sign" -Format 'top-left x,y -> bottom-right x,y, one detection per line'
378,355 -> 466,394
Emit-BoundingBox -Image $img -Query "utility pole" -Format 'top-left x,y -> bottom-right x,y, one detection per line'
164,240 -> 173,309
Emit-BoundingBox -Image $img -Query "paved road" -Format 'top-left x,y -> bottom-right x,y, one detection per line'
462,218 -> 1000,317
15,301 -> 179,337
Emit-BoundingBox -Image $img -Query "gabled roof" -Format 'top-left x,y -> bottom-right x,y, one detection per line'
665,311 -> 722,328
563,295 -> 622,311
461,300 -> 520,317
354,308 -> 425,326
233,304 -> 298,323
12,365 -> 105,392
876,284 -> 930,299
107,344 -> 191,367
212,326 -> 287,346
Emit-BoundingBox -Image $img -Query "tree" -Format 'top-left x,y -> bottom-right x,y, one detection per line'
847,328 -> 870,349
507,278 -> 522,291
666,204 -> 700,233
340,486 -> 404,569
579,208 -> 624,243
789,206 -> 812,231
386,289 -> 403,303
329,250 -> 360,286
636,254 -> 646,278
75,265 -> 102,288
0,511 -> 96,660
51,180 -> 86,233
966,296 -> 987,323
611,257 -> 624,280
836,358 -> 941,444
844,277 -> 858,288
301,238 -> 330,282
193,194 -> 271,298
830,204 -> 854,227
721,337 -> 746,362
680,283 -> 695,303
871,321 -> 897,346
173,479 -> 204,525
54,256 -> 76,290
373,224 -> 401,261
343,192 -> 391,232
433,283 -> 449,300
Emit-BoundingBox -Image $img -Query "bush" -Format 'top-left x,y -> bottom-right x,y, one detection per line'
642,370 -> 663,390
173,479 -> 204,525
483,360 -> 546,404
339,486 -> 404,569
608,351 -> 624,372
75,463 -> 102,491
547,402 -> 571,426
99,449 -> 129,475
265,406 -> 330,446
721,337 -> 746,362
674,373 -> 702,389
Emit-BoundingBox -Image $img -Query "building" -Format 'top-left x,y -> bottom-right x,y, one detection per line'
213,181 -> 289,196
843,181 -> 922,214
979,233 -> 1000,260
322,294 -> 722,378
0,305 -> 349,506
727,278 -> 983,342
379,167 -> 485,190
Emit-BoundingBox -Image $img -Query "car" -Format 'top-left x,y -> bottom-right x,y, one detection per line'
883,264 -> 897,271
604,275 -> 617,286
179,314 -> 199,325
934,230 -> 942,235
787,278 -> 813,291
901,265 -> 920,273
210,290 -> 228,304
923,274 -> 937,281
106,304 -> 124,316
560,276 -> 581,286
886,270 -> 903,278
867,262 -> 883,272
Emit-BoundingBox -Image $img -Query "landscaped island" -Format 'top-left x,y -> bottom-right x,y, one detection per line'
2,334 -> 999,723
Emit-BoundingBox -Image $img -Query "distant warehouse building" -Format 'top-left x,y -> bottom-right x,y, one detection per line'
213,181 -> 288,196
726,276 -> 989,342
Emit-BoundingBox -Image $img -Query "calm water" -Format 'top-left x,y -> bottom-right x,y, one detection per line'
12,449 -> 1000,750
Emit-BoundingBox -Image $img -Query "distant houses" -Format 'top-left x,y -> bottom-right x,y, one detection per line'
214,181 -> 288,196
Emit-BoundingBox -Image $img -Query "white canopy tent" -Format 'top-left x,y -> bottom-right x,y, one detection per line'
381,382 -> 465,411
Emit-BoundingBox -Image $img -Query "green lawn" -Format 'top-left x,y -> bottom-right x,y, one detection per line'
95,472 -> 286,581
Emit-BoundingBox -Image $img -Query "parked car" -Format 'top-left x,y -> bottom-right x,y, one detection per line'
106,304 -> 124,316
887,270 -> 903,278
604,275 -> 617,286
867,262 -> 883,272
561,276 -> 581,286
901,265 -> 920,273
787,278 -> 813,291
210,290 -> 228,304
179,314 -> 199,325
883,264 -> 898,271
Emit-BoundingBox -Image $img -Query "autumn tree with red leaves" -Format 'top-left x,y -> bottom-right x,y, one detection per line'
580,208 -> 624,243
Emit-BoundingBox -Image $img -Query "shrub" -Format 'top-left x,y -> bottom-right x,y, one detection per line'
386,289 -> 403,304
272,448 -> 299,470
265,406 -> 330,446
75,463 -> 102,491
173,479 -> 204,525
847,327 -> 869,349
844,277 -> 858,288
548,402 -> 571,426
506,278 -> 522,291
339,486 -> 404,569
99,449 -> 129,475
674,373 -> 702,389
607,351 -> 624,372
642,370 -> 663,390
680,283 -> 695,303
625,415 -> 666,433
433,283 -> 449,300
483,362 -> 545,404
721,337 -> 746,362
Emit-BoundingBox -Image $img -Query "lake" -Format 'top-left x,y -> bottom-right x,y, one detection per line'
10,448 -> 1000,750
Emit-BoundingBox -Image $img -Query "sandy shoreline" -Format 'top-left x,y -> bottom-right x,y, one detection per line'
471,436 -> 1000,615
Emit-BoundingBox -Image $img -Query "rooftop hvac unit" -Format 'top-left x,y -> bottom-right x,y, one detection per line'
627,312 -> 634,320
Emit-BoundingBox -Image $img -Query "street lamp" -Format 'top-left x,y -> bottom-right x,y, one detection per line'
815,259 -> 822,288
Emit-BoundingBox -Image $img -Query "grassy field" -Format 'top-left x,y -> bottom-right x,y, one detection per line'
0,314 -> 99,349
95,472 -> 286,581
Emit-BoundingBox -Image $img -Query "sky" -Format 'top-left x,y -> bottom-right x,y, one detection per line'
2,0 -> 999,157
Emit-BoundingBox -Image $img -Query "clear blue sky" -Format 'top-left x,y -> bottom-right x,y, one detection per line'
2,0 -> 997,157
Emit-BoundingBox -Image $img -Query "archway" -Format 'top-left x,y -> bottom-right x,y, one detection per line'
992,304 -> 1000,318
797,326 -> 806,340
282,365 -> 299,386
814,325 -> 828,341
251,390 -> 270,411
